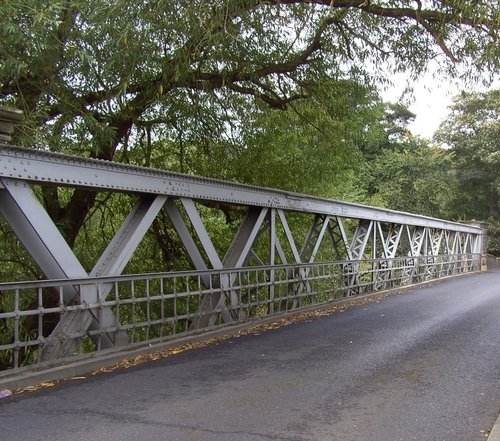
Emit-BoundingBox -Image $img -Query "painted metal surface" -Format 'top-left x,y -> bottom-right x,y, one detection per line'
0,144 -> 484,373
0,144 -> 481,233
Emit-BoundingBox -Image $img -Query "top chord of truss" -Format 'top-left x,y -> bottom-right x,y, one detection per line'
0,144 -> 480,234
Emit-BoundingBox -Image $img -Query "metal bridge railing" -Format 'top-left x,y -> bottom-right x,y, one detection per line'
0,145 -> 484,369
0,253 -> 480,372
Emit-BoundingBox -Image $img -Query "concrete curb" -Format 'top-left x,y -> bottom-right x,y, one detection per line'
0,271 -> 483,391
488,414 -> 500,441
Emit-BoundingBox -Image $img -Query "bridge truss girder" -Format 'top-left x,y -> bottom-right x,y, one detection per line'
0,145 -> 484,360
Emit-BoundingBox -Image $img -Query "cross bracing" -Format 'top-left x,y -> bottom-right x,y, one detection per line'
0,144 -> 484,371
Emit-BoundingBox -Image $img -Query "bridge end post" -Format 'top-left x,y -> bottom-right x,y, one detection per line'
0,106 -> 24,143
468,221 -> 489,272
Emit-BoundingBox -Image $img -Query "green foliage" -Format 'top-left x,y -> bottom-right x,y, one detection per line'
361,141 -> 456,218
486,219 -> 500,256
357,102 -> 416,159
127,79 -> 380,199
435,90 -> 500,221
220,80 -> 377,196
433,89 -> 500,256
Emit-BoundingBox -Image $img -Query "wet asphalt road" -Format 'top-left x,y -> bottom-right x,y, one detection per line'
1,272 -> 499,441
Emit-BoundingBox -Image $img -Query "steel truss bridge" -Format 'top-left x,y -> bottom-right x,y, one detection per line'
0,144 -> 483,375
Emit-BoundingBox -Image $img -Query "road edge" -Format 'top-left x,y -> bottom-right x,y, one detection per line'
489,414 -> 500,441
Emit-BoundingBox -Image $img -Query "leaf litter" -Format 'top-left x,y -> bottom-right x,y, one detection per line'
12,290 -> 400,395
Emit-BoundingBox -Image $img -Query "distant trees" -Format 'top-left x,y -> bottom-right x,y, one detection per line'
362,142 -> 455,218
435,90 -> 500,221
435,90 -> 500,255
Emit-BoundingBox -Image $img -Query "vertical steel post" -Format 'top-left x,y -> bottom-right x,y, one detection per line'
269,209 -> 276,313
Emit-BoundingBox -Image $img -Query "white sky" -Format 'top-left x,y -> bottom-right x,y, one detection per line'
379,70 -> 499,140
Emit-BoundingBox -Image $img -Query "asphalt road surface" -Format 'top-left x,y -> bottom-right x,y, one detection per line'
1,272 -> 499,441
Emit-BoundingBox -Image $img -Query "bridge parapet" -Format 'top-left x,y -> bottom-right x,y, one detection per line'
0,145 -> 483,374
0,107 -> 23,143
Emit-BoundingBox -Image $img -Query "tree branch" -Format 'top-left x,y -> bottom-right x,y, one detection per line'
227,83 -> 306,109
418,20 -> 458,62
266,0 -> 488,28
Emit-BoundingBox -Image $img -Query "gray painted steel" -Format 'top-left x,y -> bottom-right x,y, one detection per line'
0,144 -> 481,233
0,108 -> 23,142
0,254 -> 482,372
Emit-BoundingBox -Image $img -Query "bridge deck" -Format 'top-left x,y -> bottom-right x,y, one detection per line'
1,272 -> 499,441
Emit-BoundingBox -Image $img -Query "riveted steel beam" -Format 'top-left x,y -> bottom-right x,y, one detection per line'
49,194 -> 169,356
172,205 -> 268,329
0,182 -> 173,358
343,220 -> 374,295
372,223 -> 404,290
268,209 -> 276,313
376,223 -> 403,259
0,144 -> 480,234
327,217 -> 350,260
0,180 -> 87,283
91,195 -> 168,277
276,209 -> 301,263
166,198 -> 235,327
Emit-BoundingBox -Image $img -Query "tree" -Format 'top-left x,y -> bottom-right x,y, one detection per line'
356,102 -> 417,160
0,0 -> 498,246
435,89 -> 500,255
435,90 -> 500,221
361,139 -> 456,218
205,79 -> 380,197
